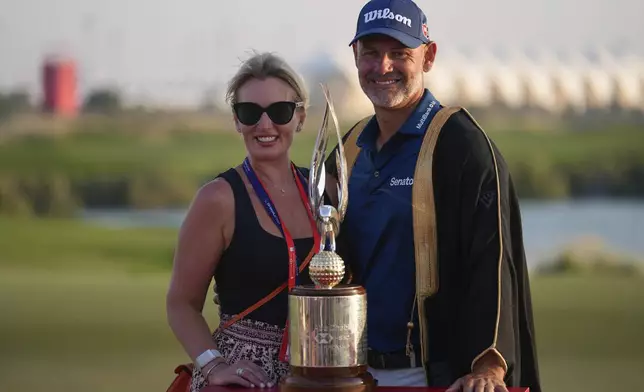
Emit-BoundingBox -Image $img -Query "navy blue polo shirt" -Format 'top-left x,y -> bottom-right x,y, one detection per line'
342,89 -> 440,353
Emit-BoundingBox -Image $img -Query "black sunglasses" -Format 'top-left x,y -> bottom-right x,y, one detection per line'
233,101 -> 304,126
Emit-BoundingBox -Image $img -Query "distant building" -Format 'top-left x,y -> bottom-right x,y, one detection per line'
196,47 -> 644,122
320,47 -> 644,121
41,56 -> 78,117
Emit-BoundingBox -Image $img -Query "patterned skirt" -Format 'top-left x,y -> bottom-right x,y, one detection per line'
190,313 -> 289,391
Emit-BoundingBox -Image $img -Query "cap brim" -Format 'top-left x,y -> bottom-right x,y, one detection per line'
348,27 -> 425,49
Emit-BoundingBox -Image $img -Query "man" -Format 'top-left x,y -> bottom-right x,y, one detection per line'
325,1 -> 542,391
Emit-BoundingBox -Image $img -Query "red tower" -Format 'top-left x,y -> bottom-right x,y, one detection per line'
42,56 -> 78,117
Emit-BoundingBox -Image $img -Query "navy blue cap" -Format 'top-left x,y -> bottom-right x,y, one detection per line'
349,0 -> 430,48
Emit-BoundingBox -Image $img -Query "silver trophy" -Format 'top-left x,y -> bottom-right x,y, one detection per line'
280,85 -> 374,392
307,84 -> 350,290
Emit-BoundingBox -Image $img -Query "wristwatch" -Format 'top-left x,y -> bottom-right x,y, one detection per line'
196,349 -> 223,369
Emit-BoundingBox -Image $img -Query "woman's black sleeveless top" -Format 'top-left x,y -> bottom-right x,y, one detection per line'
214,167 -> 326,328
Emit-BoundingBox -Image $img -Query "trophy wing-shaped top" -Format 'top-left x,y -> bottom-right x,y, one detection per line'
308,84 -> 349,227
308,89 -> 327,226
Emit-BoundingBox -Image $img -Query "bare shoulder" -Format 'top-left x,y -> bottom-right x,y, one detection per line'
192,177 -> 234,212
181,176 -> 235,237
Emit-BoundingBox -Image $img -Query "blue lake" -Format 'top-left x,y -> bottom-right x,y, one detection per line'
80,198 -> 644,269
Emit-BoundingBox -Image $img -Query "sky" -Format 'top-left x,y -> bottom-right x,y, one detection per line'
0,0 -> 642,107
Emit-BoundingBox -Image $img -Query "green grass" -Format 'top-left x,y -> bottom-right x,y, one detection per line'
0,128 -> 323,179
531,276 -> 644,392
493,126 -> 644,167
1,125 -> 642,178
1,120 -> 644,216
0,217 -> 178,272
0,218 -> 643,391
0,268 -> 219,392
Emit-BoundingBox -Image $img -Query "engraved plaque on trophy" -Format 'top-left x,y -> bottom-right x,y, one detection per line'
279,85 -> 375,392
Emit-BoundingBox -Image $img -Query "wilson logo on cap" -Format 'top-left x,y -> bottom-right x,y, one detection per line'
364,8 -> 412,28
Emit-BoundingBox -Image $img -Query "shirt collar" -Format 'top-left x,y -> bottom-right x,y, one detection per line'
356,89 -> 439,150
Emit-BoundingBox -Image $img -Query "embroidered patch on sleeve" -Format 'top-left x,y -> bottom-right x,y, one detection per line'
479,190 -> 496,209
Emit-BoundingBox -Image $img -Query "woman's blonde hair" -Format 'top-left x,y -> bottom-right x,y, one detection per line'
225,51 -> 309,108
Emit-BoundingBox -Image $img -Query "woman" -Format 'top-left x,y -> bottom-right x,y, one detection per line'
166,52 -> 333,391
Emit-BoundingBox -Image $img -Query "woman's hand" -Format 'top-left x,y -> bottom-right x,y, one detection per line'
206,359 -> 273,388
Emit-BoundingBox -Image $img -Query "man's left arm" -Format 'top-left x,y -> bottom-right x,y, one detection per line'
447,124 -> 517,392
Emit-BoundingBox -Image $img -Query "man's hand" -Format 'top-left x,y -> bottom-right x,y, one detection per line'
446,350 -> 508,392
445,368 -> 508,392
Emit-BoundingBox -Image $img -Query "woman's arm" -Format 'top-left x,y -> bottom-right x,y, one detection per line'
166,178 -> 271,387
166,178 -> 232,366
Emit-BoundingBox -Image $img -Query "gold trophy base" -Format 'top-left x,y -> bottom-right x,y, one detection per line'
279,365 -> 376,392
280,285 -> 375,392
